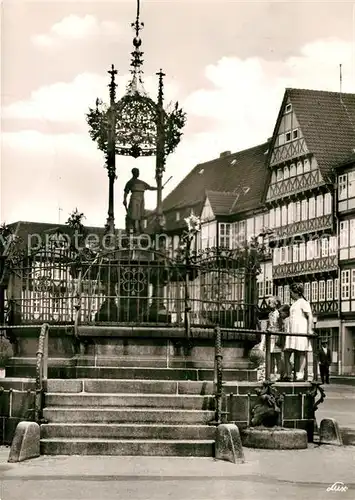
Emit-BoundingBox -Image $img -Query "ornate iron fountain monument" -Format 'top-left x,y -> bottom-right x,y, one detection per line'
86,0 -> 186,235
85,0 -> 186,323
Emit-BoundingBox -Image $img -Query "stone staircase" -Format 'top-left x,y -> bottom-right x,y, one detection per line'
40,371 -> 217,456
40,364 -> 256,456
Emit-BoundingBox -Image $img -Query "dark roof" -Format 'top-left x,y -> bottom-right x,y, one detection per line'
162,142 -> 270,216
270,88 -> 355,179
6,221 -> 110,249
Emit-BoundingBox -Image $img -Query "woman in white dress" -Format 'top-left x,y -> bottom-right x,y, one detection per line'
284,282 -> 313,381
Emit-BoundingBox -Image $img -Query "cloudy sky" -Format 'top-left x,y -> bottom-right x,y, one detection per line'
1,0 -> 355,229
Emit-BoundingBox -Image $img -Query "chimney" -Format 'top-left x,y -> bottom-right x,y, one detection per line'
220,151 -> 231,158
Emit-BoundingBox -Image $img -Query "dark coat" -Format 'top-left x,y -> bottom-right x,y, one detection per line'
318,347 -> 332,366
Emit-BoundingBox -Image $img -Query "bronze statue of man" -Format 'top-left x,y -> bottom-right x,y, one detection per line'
123,168 -> 157,233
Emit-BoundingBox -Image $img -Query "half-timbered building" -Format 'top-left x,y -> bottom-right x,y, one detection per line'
336,154 -> 355,374
264,88 -> 355,375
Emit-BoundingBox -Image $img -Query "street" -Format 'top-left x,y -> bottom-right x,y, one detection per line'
0,444 -> 354,500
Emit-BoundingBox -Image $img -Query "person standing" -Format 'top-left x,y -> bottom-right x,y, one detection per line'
284,283 -> 313,381
267,296 -> 282,381
123,168 -> 158,234
318,339 -> 332,384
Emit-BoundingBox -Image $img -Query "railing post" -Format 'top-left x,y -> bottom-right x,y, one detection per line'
312,334 -> 318,382
214,325 -> 223,425
43,325 -> 48,381
264,331 -> 271,381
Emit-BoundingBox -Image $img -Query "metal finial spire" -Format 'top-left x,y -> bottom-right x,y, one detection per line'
108,64 -> 118,104
128,0 -> 145,94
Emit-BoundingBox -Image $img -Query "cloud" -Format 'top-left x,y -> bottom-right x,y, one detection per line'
31,15 -> 121,49
2,72 -> 180,125
184,37 -> 355,152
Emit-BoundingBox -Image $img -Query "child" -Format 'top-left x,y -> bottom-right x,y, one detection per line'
278,304 -> 290,381
267,296 -> 282,380
317,339 -> 331,384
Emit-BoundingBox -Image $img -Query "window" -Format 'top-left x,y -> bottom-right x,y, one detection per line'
285,132 -> 291,142
352,269 -> 355,299
234,220 -> 246,246
293,245 -> 299,262
326,279 -> 334,301
308,197 -> 315,218
338,174 -> 348,200
304,158 -> 310,172
296,161 -> 303,176
258,280 -> 265,299
277,169 -> 283,182
341,270 -> 350,300
288,203 -> 295,224
329,236 -> 337,255
316,195 -> 324,217
265,280 -> 273,296
304,282 -> 311,301
348,172 -> 355,198
319,281 -> 325,302
283,166 -> 290,179
263,212 -> 269,229
275,207 -> 281,227
350,219 -> 355,247
324,193 -> 332,215
341,271 -> 350,299
271,171 -> 277,184
314,239 -> 321,258
295,201 -> 301,222
285,103 -> 292,113
176,211 -> 180,221
281,205 -> 288,226
273,247 -> 280,266
284,285 -> 290,304
299,242 -> 306,261
277,286 -> 284,303
334,278 -> 339,300
301,199 -> 308,221
292,129 -> 299,140
254,215 -> 262,237
245,218 -> 253,242
340,221 -> 349,248
278,134 -> 285,146
307,240 -> 314,260
311,281 -> 318,302
280,247 -> 287,264
219,223 -> 231,248
321,238 -> 329,257
290,163 -> 296,177
269,208 -> 275,229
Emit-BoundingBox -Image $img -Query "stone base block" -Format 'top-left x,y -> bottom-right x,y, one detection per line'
215,424 -> 245,463
241,426 -> 308,449
8,421 -> 40,462
319,418 -> 343,446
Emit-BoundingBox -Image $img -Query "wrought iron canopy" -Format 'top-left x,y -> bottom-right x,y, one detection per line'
86,0 -> 186,159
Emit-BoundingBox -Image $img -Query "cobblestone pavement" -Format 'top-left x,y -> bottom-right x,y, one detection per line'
0,444 -> 354,500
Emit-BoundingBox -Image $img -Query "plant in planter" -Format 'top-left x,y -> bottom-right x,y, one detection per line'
0,335 -> 14,377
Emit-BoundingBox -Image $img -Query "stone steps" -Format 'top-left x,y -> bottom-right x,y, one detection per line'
45,378 -> 214,395
7,364 -> 257,382
41,423 -> 216,440
42,407 -> 215,424
40,438 -> 215,456
44,393 -> 215,410
41,374 -> 217,456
